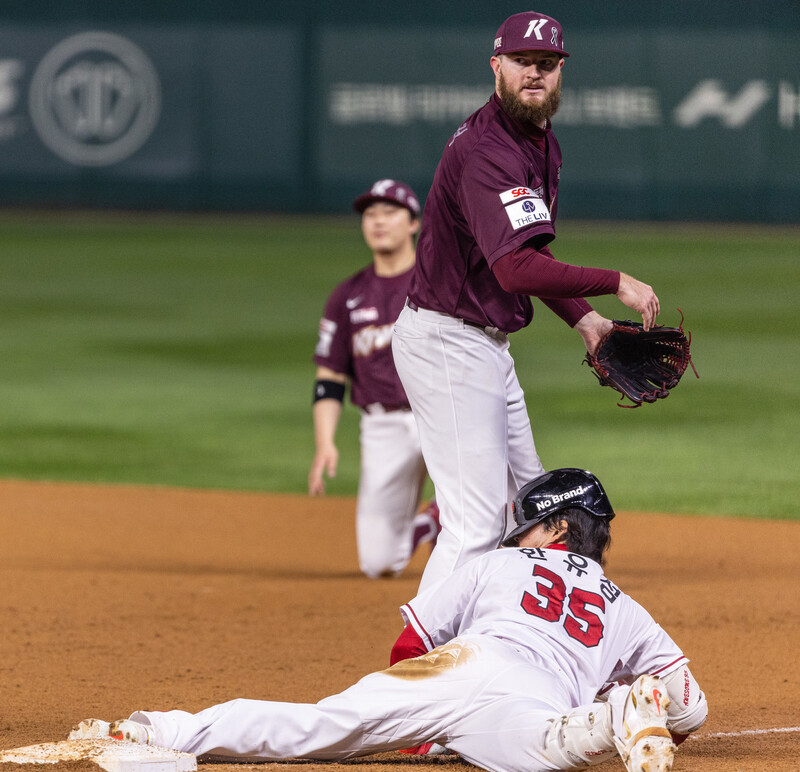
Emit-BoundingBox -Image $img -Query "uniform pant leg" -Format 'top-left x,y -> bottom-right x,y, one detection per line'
442,641 -> 575,772
131,638 -> 495,761
505,354 -> 545,532
448,701 -> 564,772
355,411 -> 426,577
393,307 -> 539,591
131,698 -> 365,760
133,637 -> 597,771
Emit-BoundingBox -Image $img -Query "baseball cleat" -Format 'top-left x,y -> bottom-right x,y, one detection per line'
411,500 -> 441,553
68,717 -> 152,745
399,742 -> 451,756
614,675 -> 676,772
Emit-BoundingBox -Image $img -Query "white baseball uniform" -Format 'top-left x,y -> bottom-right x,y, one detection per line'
356,408 -> 427,576
392,305 -> 544,589
128,546 -> 705,771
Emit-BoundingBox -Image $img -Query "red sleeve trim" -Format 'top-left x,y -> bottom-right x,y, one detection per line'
400,603 -> 436,650
390,625 -> 428,665
651,656 -> 689,676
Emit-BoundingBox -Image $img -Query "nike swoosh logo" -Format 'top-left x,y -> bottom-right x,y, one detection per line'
346,296 -> 362,309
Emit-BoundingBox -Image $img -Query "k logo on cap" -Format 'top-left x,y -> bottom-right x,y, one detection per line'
493,11 -> 569,58
353,179 -> 421,217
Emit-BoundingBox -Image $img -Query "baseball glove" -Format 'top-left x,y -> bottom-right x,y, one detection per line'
584,312 -> 698,408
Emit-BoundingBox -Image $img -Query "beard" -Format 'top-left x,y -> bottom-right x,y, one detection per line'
497,70 -> 562,128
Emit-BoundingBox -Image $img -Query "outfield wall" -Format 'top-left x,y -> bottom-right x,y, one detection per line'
0,1 -> 797,222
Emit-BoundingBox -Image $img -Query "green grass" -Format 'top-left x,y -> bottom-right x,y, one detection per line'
0,212 -> 797,519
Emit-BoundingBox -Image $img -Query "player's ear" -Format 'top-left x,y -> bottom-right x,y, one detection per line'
409,216 -> 421,236
552,519 -> 569,543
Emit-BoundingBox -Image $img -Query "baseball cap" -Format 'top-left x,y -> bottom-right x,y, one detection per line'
493,11 -> 569,58
353,179 -> 421,217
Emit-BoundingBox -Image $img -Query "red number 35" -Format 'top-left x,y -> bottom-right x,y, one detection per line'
520,564 -> 605,647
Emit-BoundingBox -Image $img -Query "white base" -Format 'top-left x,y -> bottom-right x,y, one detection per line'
0,738 -> 197,772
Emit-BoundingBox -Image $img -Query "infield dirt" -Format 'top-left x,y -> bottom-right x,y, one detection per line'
1,480 -> 797,771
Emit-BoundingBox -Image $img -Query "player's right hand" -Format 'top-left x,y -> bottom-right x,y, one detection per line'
308,447 -> 338,495
616,272 -> 660,330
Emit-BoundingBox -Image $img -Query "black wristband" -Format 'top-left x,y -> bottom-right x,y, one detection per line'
313,379 -> 345,404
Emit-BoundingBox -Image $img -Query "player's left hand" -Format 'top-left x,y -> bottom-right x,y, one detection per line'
308,446 -> 338,495
573,311 -> 613,356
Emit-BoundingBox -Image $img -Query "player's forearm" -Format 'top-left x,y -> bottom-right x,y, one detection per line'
492,243 -> 620,298
541,297 -> 594,327
312,399 -> 343,449
661,664 -> 708,738
312,367 -> 346,448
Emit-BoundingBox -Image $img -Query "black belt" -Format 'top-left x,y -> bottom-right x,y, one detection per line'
406,299 -> 486,330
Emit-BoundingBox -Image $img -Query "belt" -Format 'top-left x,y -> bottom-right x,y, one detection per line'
406,299 -> 498,333
406,298 -> 502,335
364,403 -> 411,415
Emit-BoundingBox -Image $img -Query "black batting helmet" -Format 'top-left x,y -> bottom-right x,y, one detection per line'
502,468 -> 615,547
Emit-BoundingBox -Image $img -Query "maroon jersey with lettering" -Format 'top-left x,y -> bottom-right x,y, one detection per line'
409,94 -> 562,333
314,265 -> 412,409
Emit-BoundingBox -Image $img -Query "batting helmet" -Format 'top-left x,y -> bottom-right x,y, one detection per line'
502,468 -> 615,547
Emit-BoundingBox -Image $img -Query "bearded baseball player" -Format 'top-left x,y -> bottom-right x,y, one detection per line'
69,469 -> 707,772
392,11 -> 662,592
309,179 -> 439,579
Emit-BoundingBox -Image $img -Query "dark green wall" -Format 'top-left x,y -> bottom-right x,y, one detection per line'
0,2 -> 797,221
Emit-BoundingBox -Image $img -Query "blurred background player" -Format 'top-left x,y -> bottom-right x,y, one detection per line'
309,179 -> 440,579
69,469 -> 707,772
392,11 -> 661,591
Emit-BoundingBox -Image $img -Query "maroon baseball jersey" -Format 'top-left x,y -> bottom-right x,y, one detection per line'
409,94 -> 562,333
314,265 -> 412,409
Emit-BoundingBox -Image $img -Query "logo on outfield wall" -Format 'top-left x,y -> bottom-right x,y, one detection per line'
29,31 -> 161,166
329,80 -> 800,130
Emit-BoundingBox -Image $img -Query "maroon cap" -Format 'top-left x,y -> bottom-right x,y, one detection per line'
493,11 -> 569,58
353,179 -> 421,217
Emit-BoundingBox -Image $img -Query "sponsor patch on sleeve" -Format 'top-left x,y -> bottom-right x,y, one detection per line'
499,186 -> 536,204
315,318 -> 338,358
503,197 -> 551,230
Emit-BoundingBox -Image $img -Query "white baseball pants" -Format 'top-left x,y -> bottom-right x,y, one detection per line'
356,409 -> 426,577
391,304 -> 544,591
130,637 -> 588,772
